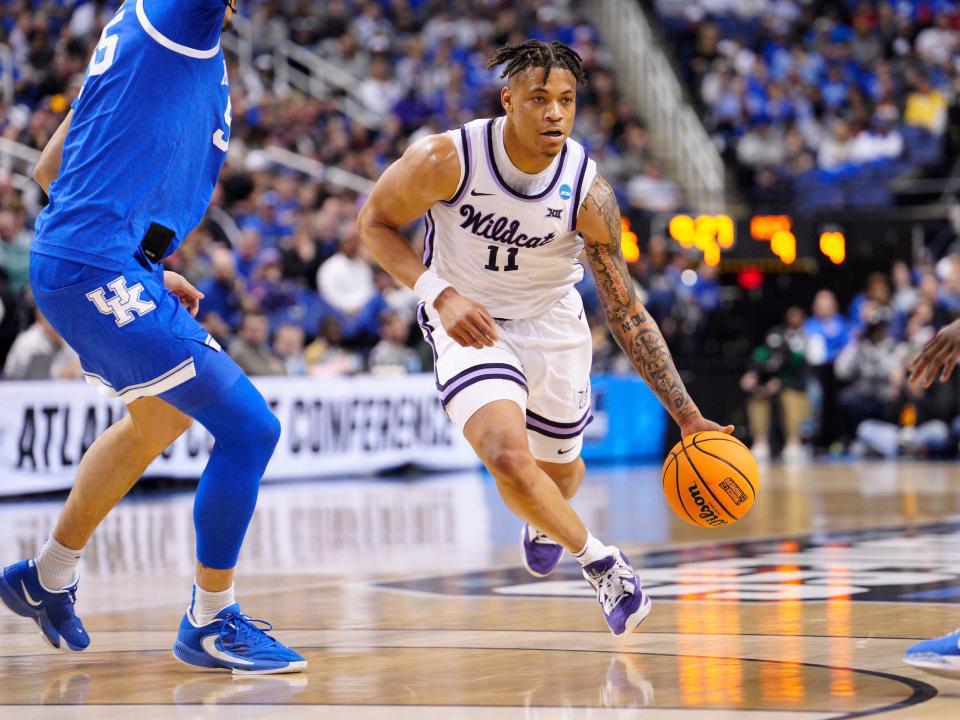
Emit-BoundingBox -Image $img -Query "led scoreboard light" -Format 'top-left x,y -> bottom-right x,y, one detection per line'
663,213 -> 849,267
819,229 -> 846,265
666,214 -> 734,266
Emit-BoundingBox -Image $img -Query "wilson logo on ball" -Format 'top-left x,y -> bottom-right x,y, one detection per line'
687,484 -> 727,527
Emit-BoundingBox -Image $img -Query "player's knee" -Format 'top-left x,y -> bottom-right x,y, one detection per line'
487,447 -> 538,491
244,406 -> 281,459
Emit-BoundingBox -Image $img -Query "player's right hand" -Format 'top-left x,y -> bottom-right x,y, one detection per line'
163,271 -> 204,318
909,319 -> 960,388
434,288 -> 499,349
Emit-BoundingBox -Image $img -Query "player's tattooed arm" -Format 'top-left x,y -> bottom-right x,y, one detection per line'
578,174 -> 702,427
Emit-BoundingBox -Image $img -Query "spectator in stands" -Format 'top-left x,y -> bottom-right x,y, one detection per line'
804,289 -> 850,450
737,116 -> 786,170
198,247 -> 246,341
234,227 -> 263,280
918,271 -> 952,328
848,272 -> 892,331
3,310 -> 80,380
937,258 -> 960,316
625,160 -> 682,214
817,119 -> 855,171
273,323 -> 308,376
915,10 -> 958,67
305,316 -> 363,377
229,310 -> 284,376
317,227 -> 375,318
835,306 -> 909,441
850,108 -> 904,164
0,207 -> 31,293
741,307 -> 810,462
891,259 -> 919,320
357,55 -> 402,128
368,310 -> 420,375
281,224 -> 326,290
903,69 -> 948,135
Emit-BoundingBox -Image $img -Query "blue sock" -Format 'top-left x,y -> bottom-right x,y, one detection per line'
161,350 -> 280,569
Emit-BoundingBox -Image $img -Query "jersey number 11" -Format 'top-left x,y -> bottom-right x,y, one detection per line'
485,246 -> 519,272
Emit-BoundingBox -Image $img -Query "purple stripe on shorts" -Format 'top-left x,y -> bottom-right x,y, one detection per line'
569,147 -> 590,233
441,370 -> 528,408
484,119 -> 567,202
421,210 -> 436,267
525,408 -> 594,439
439,363 -> 527,402
416,303 -> 438,360
441,126 -> 472,206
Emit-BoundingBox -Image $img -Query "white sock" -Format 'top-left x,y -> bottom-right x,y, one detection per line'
573,533 -> 611,566
35,537 -> 83,590
190,583 -> 235,627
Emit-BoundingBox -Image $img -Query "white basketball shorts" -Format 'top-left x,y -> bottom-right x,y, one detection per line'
417,288 -> 593,463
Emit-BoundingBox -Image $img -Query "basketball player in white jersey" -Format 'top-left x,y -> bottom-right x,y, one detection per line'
358,40 -> 732,635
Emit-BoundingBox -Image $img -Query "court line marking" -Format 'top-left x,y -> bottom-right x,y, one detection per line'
0,627 -> 935,641
0,644 -> 938,718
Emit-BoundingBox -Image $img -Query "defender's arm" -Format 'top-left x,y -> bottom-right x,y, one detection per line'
358,134 -> 497,348
577,174 -> 731,434
33,109 -> 72,194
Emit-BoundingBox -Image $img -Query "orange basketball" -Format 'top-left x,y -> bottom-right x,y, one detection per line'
661,431 -> 759,528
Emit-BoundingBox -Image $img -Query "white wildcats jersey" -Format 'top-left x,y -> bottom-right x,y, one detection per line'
424,117 -> 597,320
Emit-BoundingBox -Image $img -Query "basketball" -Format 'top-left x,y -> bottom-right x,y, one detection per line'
661,432 -> 759,529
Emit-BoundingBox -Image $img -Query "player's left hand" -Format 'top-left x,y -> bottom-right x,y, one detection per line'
679,416 -> 734,438
163,271 -> 204,317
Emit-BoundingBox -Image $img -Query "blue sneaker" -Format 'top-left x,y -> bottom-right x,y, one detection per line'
582,547 -> 652,636
904,630 -> 960,679
0,559 -> 89,651
173,604 -> 307,675
521,523 -> 564,577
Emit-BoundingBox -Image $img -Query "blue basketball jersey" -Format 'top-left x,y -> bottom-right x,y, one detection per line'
33,0 -> 230,271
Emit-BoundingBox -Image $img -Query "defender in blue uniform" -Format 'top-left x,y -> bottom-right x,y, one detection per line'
0,0 -> 305,674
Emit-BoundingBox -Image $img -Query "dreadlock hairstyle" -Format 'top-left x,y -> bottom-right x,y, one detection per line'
486,40 -> 587,86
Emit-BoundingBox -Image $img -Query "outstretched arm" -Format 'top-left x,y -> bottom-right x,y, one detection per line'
577,174 -> 731,435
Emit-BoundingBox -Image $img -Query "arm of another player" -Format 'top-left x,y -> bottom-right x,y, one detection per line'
577,174 -> 732,436
357,134 -> 498,349
908,318 -> 960,388
33,109 -> 72,194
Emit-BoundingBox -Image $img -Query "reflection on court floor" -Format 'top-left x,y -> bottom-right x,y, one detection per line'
2,461 -> 960,719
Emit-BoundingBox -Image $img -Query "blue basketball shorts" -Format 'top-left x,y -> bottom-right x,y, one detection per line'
30,249 -> 238,410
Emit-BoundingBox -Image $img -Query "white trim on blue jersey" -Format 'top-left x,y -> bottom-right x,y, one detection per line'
136,0 -> 221,59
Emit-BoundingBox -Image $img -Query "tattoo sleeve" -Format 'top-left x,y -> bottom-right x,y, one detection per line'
580,175 -> 700,425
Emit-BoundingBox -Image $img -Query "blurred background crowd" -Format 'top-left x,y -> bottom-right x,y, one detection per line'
655,0 -> 960,211
1,0 -> 960,461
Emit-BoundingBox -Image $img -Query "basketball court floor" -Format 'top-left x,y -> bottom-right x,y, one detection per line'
2,460 -> 960,718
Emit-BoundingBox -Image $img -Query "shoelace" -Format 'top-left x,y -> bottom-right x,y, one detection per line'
219,613 -> 280,650
588,561 -> 636,614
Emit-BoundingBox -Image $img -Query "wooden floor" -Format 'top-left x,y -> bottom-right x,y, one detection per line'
2,460 -> 960,718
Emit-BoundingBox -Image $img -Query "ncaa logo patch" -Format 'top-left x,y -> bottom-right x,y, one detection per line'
559,184 -> 572,200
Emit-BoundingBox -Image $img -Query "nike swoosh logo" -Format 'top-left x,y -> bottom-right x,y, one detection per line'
470,189 -> 494,196
558,447 -> 575,455
201,634 -> 255,666
21,581 -> 42,608
578,308 -> 584,320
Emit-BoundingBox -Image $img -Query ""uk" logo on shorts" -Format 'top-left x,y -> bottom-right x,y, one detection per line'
85,277 -> 157,327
